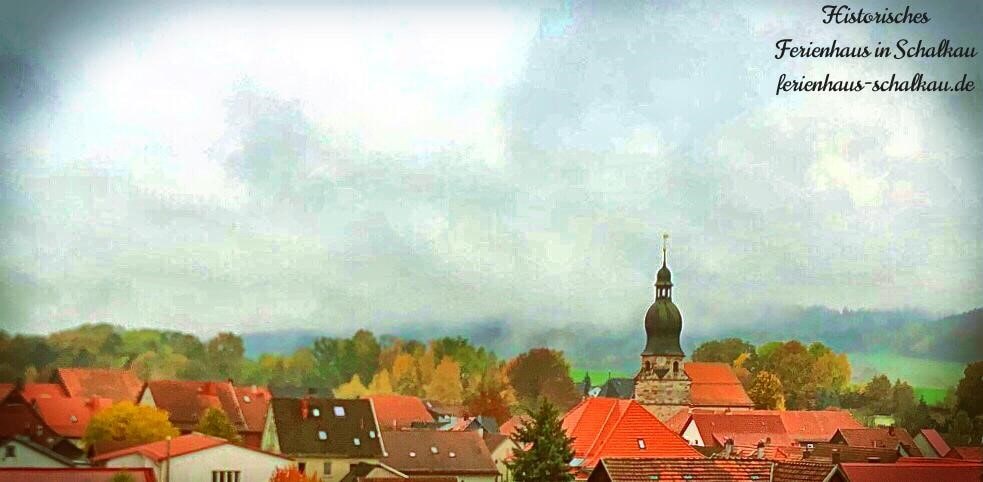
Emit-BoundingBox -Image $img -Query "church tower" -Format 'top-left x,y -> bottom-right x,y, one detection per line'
634,234 -> 691,420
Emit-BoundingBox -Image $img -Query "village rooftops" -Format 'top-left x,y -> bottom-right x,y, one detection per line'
833,460 -> 983,482
53,368 -> 143,403
683,362 -> 754,408
368,394 -> 435,430
0,468 -> 157,482
267,397 -> 384,458
684,412 -> 794,448
830,427 -> 922,456
91,433 -> 292,463
140,380 -> 255,431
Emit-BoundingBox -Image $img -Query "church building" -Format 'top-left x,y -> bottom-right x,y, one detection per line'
632,236 -> 754,420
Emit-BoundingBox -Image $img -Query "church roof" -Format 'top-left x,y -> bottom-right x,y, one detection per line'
562,398 -> 701,478
683,363 -> 753,408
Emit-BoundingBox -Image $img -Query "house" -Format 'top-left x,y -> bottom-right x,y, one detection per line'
93,433 -> 292,482
561,398 -> 701,479
829,427 -> 922,456
682,363 -> 755,412
0,436 -> 75,467
52,368 -> 144,403
948,446 -> 983,461
262,398 -> 384,482
497,416 -> 527,438
0,388 -> 59,445
337,461 -> 407,481
482,432 -> 517,482
379,430 -> 499,482
139,380 -> 271,447
680,412 -> 793,448
767,410 -> 862,444
366,395 -> 434,431
0,467 -> 157,481
829,459 -> 983,482
913,428 -> 952,457
445,415 -> 499,434
586,457 -> 835,482
32,396 -> 112,446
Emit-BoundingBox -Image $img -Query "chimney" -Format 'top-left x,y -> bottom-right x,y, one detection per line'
831,448 -> 841,465
723,438 -> 734,457
300,399 -> 310,419
227,378 -> 235,386
756,440 -> 765,459
804,443 -> 814,459
887,426 -> 895,436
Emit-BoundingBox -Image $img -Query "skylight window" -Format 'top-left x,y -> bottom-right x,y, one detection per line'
430,446 -> 439,454
449,452 -> 456,458
69,415 -> 78,423
637,438 -> 646,449
317,431 -> 327,441
333,406 -> 345,417
353,438 -> 361,446
311,407 -> 321,417
243,395 -> 252,403
369,430 -> 376,439
570,458 -> 584,467
409,451 -> 416,457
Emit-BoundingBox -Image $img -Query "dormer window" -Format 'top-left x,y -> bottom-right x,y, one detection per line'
317,431 -> 327,441
637,438 -> 646,449
333,406 -> 345,417
311,407 -> 321,417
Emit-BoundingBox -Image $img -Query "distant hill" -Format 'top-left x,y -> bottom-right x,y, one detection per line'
242,306 -> 981,387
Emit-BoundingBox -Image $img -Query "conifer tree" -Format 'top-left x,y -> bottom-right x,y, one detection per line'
506,398 -> 574,482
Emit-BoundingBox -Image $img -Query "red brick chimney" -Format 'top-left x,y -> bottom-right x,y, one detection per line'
300,399 -> 309,419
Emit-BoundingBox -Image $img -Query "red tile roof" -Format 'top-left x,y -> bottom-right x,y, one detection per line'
951,446 -> 983,461
380,430 -> 499,476
594,457 -> 772,482
836,461 -> 983,482
499,415 -> 528,438
368,395 -> 435,430
234,385 -> 272,434
753,409 -> 862,442
562,398 -> 701,477
21,383 -> 69,402
688,412 -> 793,448
91,433 -> 292,463
683,363 -> 754,408
917,428 -> 952,457
831,427 -> 921,456
0,467 -> 156,482
143,380 -> 249,431
663,409 -> 692,434
771,461 -> 834,482
33,396 -> 112,438
54,368 -> 143,403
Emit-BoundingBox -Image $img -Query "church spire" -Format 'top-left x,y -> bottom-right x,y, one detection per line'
655,233 -> 672,300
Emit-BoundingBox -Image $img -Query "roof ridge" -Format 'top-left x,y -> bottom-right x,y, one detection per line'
580,399 -> 622,459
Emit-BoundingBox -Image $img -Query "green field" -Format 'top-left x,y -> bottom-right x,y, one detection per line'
570,368 -> 632,385
913,387 -> 948,406
848,352 -> 963,389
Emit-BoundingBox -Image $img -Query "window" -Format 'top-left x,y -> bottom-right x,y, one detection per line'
317,430 -> 328,440
4,445 -> 15,458
430,446 -> 439,454
322,462 -> 332,475
243,395 -> 252,403
311,407 -> 321,417
353,437 -> 361,446
672,361 -> 679,374
298,462 -> 307,473
369,430 -> 376,439
409,451 -> 416,457
637,438 -> 646,449
449,451 -> 456,458
333,406 -> 345,417
70,415 -> 78,423
211,470 -> 241,482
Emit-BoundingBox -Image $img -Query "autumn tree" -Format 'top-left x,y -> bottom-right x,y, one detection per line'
109,474 -> 137,482
334,374 -> 369,398
692,338 -> 755,364
196,407 -> 241,442
391,352 -> 421,396
268,467 -> 319,482
956,361 -> 983,418
83,402 -> 178,449
206,332 -> 245,380
748,371 -> 785,410
426,357 -> 464,404
367,369 -> 394,395
507,398 -> 575,482
507,348 -> 580,411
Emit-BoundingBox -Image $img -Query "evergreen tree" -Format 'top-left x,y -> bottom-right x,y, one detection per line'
507,399 -> 575,482
196,407 -> 241,442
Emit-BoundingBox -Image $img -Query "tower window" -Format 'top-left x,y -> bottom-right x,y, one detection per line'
673,361 -> 679,373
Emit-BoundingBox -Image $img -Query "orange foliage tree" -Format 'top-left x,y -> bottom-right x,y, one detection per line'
269,467 -> 319,482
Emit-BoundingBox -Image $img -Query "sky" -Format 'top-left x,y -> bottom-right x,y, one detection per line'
1,0 -> 981,342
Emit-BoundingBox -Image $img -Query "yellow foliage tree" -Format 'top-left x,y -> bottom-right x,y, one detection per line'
748,371 -> 786,410
425,358 -> 464,404
334,374 -> 368,398
813,352 -> 851,392
418,347 -> 437,387
391,353 -> 420,395
368,369 -> 394,395
83,401 -> 179,449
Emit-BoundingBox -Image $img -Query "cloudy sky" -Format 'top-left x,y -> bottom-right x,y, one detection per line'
1,0 -> 981,341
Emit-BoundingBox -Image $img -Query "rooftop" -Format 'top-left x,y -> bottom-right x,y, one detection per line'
380,430 -> 499,476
